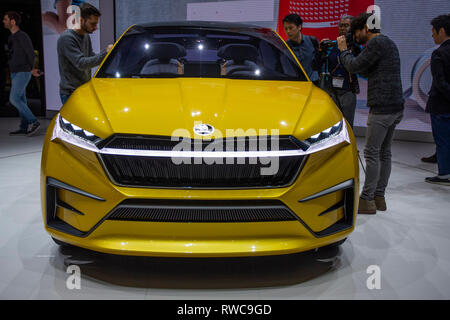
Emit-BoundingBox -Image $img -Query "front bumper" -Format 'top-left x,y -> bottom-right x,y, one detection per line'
41,118 -> 359,257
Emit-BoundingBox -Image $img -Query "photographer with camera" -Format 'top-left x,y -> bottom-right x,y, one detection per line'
337,12 -> 404,215
319,15 -> 360,128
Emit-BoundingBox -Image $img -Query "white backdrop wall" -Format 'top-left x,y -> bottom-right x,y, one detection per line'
114,0 -> 280,38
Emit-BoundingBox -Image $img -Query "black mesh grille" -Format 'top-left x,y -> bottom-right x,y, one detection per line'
107,200 -> 297,222
98,135 -> 306,189
100,155 -> 305,188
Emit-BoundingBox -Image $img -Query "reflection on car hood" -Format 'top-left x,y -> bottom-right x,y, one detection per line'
89,78 -> 314,137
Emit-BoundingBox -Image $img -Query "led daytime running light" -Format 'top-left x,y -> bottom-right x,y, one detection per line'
57,115 -> 101,145
304,120 -> 343,147
52,115 -> 349,157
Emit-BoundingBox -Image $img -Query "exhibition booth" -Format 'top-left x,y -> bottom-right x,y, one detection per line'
0,0 -> 448,302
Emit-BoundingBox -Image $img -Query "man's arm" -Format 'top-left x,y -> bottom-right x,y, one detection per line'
59,35 -> 106,70
430,50 -> 450,101
88,37 -> 96,57
338,38 -> 381,75
311,36 -> 324,72
19,32 -> 35,70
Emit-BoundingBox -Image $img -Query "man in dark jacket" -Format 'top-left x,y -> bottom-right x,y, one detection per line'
3,11 -> 41,136
320,15 -> 360,128
0,40 -> 6,107
425,14 -> 450,186
337,12 -> 404,214
283,14 -> 321,85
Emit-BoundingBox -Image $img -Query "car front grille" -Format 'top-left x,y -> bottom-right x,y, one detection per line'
98,135 -> 306,189
107,199 -> 298,223
98,134 -> 308,151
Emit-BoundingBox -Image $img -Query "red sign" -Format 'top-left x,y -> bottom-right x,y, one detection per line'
277,0 -> 374,41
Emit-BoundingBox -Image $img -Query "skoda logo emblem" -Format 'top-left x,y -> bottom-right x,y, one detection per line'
193,123 -> 214,136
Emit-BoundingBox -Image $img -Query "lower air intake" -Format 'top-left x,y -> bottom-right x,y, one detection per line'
107,199 -> 298,223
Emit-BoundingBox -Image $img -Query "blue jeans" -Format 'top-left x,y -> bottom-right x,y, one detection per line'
10,72 -> 37,130
431,113 -> 450,177
60,94 -> 71,105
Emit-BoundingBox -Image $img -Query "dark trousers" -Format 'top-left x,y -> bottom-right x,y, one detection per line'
361,111 -> 403,200
329,88 -> 357,128
431,113 -> 450,177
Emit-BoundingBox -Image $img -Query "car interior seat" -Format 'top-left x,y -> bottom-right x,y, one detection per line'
217,44 -> 259,76
140,42 -> 186,75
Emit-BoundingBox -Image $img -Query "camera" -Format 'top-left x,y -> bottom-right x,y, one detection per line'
345,32 -> 361,56
320,32 -> 358,52
318,31 -> 360,93
323,33 -> 362,61
320,40 -> 337,51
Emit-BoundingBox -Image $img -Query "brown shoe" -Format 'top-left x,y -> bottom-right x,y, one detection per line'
375,196 -> 387,211
358,197 -> 376,214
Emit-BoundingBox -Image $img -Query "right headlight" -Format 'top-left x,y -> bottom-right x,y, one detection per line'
58,115 -> 102,144
51,114 -> 102,152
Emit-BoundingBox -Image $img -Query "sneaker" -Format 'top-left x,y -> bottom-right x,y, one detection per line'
374,196 -> 387,211
358,197 -> 377,215
421,153 -> 437,163
425,176 -> 450,186
27,121 -> 41,137
9,128 -> 28,136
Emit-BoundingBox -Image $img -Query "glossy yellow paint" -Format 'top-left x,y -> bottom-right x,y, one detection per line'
59,78 -> 342,141
40,28 -> 359,257
41,83 -> 358,257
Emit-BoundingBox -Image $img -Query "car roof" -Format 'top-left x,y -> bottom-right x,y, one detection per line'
134,21 -> 272,32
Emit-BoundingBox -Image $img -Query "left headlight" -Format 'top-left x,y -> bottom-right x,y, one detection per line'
52,114 -> 102,150
300,119 -> 350,154
304,120 -> 343,147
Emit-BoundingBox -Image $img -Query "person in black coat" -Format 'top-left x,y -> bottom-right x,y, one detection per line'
425,14 -> 450,186
0,39 -> 6,106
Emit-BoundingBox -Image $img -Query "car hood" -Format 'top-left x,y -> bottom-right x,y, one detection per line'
87,78 -> 315,138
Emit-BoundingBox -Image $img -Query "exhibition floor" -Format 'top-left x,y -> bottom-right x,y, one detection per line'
0,117 -> 449,300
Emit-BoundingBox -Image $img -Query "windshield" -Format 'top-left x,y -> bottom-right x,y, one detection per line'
96,26 -> 307,81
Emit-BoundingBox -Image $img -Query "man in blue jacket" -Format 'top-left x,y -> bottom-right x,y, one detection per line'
283,14 -> 321,85
425,14 -> 450,186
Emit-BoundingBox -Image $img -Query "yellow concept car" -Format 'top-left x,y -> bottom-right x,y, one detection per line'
41,22 -> 359,257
